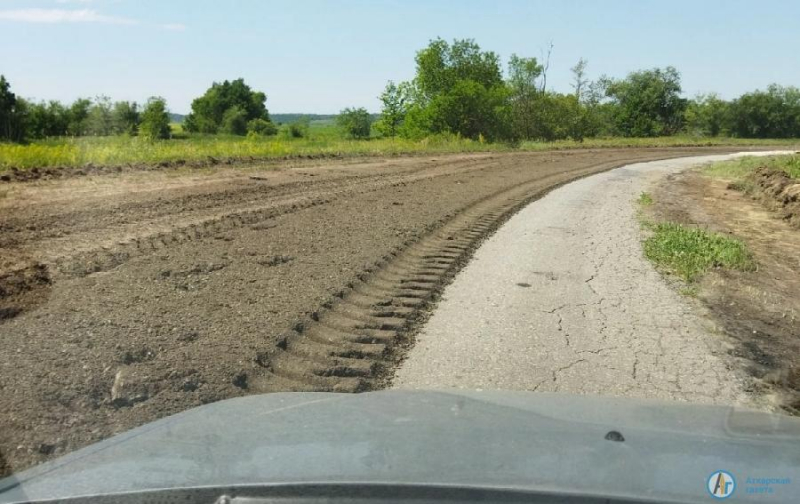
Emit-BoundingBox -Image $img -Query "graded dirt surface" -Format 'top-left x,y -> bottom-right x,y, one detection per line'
0,147 -> 769,475
650,164 -> 800,415
392,153 -> 784,410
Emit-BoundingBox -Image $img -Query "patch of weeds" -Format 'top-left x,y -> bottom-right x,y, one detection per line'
679,285 -> 699,297
643,222 -> 755,282
704,154 -> 800,182
638,191 -> 653,206
726,180 -> 755,194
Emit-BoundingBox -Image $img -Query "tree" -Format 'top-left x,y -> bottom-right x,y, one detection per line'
507,54 -> 544,140
402,38 -> 509,140
571,58 -> 589,102
375,81 -> 410,137
221,105 -> 248,135
569,58 -> 590,141
684,93 -> 729,137
138,97 -> 171,140
337,107 -> 373,139
426,79 -> 510,141
728,85 -> 800,138
24,100 -> 69,138
0,75 -> 18,140
184,78 -> 273,134
112,101 -> 140,136
67,98 -> 92,136
413,38 -> 504,103
87,96 -> 114,136
604,66 -> 687,137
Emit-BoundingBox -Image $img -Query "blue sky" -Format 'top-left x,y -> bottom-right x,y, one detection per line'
1,0 -> 798,114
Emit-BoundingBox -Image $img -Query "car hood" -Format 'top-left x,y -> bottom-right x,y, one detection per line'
1,390 -> 799,503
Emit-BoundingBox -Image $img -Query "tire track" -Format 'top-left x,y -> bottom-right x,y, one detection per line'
250,158 -> 661,392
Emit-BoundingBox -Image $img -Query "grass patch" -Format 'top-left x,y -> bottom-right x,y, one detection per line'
643,222 -> 755,282
703,154 -> 800,182
1,133 -> 797,172
519,136 -> 799,152
638,191 -> 653,206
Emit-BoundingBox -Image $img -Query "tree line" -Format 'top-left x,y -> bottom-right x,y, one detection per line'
0,76 -> 171,141
362,38 -> 800,142
2,38 -> 799,144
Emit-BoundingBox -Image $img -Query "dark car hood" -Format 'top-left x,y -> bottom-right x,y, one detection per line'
1,390 -> 799,503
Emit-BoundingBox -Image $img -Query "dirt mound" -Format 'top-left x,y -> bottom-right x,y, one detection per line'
752,166 -> 800,228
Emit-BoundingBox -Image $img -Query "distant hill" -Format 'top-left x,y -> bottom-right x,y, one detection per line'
271,114 -> 337,125
170,112 -> 379,126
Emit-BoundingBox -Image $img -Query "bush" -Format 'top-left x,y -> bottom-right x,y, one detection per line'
246,118 -> 278,136
336,107 -> 372,139
139,97 -> 171,140
283,118 -> 310,139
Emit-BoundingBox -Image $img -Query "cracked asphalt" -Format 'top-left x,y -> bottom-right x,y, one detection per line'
393,153 -> 788,408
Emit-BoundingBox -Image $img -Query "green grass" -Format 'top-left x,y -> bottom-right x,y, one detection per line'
519,136 -> 799,152
703,154 -> 800,181
0,129 -> 505,171
643,222 -> 755,282
638,191 -> 653,206
1,132 -> 797,172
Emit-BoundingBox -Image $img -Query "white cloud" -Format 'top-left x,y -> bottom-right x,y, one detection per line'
55,0 -> 96,4
0,8 -> 137,25
160,23 -> 187,31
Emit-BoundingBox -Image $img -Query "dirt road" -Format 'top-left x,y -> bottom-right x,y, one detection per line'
393,153 -> 788,410
0,147 -> 764,475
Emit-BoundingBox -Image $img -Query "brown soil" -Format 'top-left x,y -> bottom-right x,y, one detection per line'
0,147 -> 762,476
650,170 -> 800,416
751,166 -> 800,228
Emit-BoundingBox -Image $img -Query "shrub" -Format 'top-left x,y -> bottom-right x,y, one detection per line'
246,118 -> 278,136
336,107 -> 372,139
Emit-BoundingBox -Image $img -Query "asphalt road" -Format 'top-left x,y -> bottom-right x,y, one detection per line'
393,152 -> 790,408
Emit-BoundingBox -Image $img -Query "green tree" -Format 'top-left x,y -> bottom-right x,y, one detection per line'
67,98 -> 92,136
0,75 -> 18,140
112,101 -> 140,136
402,38 -> 510,140
728,85 -> 800,138
414,38 -> 504,103
221,105 -> 248,135
604,66 -> 687,137
184,78 -> 273,134
426,80 -> 510,141
25,100 -> 69,138
87,96 -> 114,136
139,97 -> 171,140
684,93 -> 729,137
336,107 -> 373,139
507,54 -> 543,140
375,81 -> 410,137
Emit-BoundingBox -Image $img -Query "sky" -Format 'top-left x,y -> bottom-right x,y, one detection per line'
1,0 -> 799,114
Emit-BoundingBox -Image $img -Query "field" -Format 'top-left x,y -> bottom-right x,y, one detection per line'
1,123 -> 797,172
0,146 -> 755,476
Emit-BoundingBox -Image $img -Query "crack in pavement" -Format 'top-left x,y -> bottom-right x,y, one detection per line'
392,154 -> 786,409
